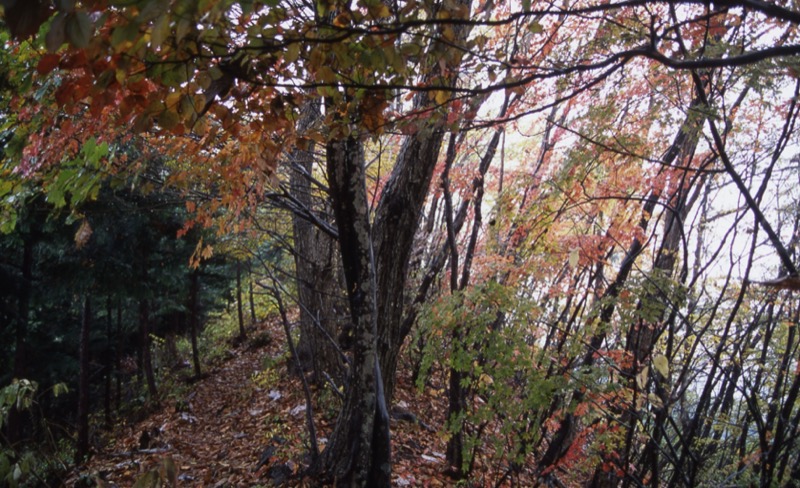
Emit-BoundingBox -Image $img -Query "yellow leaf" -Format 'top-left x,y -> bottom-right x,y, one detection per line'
316,66 -> 337,83
442,25 -> 455,42
653,354 -> 670,377
285,42 -> 300,63
165,91 -> 182,109
636,366 -> 649,389
648,393 -> 664,409
372,4 -> 391,18
569,249 -> 579,268
433,90 -> 448,105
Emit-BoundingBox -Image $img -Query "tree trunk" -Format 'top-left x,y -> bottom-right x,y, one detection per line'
115,300 -> 122,413
236,261 -> 246,340
371,0 -> 473,401
76,296 -> 91,464
139,299 -> 158,402
104,296 -> 112,427
321,134 -> 391,487
321,4 -> 473,483
248,263 -> 256,324
7,237 -> 32,446
189,271 -> 202,378
291,101 -> 344,385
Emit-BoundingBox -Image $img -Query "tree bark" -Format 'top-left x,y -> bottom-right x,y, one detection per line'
7,237 -> 32,446
236,261 -> 246,340
139,299 -> 158,402
290,102 -> 344,384
76,296 -> 91,464
115,300 -> 122,413
104,296 -> 113,427
371,0 -> 473,402
189,271 -> 202,378
248,263 -> 256,324
321,134 -> 391,487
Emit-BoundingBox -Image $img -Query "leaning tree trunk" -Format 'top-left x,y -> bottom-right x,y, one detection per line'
248,263 -> 256,324
372,0 -> 473,401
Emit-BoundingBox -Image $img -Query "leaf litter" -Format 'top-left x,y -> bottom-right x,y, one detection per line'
73,317 -> 532,486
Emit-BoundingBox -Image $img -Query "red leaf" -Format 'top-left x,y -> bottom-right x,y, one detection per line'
60,51 -> 88,69
37,54 -> 61,75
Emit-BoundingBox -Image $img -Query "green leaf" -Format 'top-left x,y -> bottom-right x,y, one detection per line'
151,14 -> 170,48
0,180 -> 12,198
46,185 -> 67,208
0,209 -> 17,234
111,22 -> 140,48
46,13 -> 67,52
66,12 -> 92,48
56,0 -> 75,11
175,18 -> 192,43
138,0 -> 167,22
52,383 -> 69,397
157,109 -> 181,129
400,43 -> 421,57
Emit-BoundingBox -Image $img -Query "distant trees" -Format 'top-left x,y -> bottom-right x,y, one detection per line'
0,152 -> 240,479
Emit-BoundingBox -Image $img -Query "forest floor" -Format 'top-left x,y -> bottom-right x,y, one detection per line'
70,317 -> 529,487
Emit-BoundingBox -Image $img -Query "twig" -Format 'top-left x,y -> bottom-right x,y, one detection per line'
266,273 -> 320,464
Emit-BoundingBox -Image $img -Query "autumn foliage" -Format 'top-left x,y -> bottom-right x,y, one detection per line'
3,0 -> 800,486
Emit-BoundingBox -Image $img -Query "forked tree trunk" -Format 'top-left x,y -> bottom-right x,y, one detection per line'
321,3 -> 472,483
371,0 -> 473,402
321,134 -> 391,487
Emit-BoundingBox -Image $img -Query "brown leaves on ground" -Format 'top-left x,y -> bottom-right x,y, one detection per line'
74,318 -> 525,487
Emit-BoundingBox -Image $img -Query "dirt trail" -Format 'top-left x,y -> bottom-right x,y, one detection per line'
77,320 -> 455,487
81,326 -> 311,487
